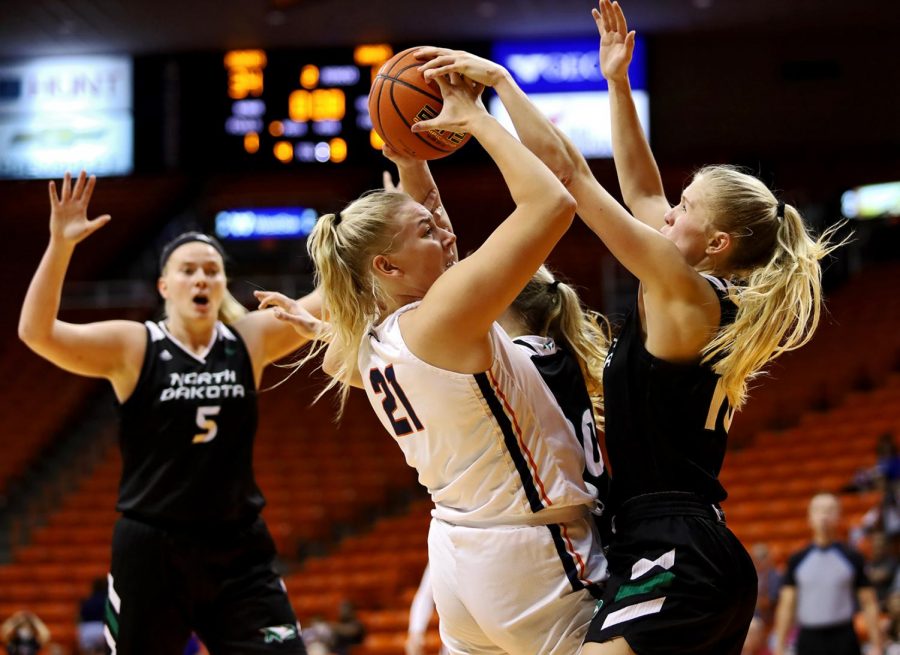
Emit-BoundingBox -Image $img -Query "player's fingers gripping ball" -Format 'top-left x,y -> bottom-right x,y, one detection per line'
368,47 -> 473,160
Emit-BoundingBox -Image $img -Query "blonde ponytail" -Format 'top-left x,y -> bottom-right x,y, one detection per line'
304,192 -> 411,416
695,166 -> 845,409
510,266 -> 610,419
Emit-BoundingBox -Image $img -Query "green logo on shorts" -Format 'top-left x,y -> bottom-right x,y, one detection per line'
260,624 -> 300,643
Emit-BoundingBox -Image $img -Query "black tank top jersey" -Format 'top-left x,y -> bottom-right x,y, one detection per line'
602,275 -> 738,510
116,321 -> 264,525
514,336 -> 608,504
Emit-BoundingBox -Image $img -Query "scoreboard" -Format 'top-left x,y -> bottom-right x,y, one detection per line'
221,45 -> 393,166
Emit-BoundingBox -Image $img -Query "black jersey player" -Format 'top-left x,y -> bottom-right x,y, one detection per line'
19,171 -> 321,655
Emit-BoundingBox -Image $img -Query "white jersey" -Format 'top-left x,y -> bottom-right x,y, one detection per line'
360,302 -> 598,527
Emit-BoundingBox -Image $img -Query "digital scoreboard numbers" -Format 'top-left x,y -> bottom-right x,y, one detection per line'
223,45 -> 392,166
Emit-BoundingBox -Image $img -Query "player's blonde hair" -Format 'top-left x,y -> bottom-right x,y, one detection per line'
306,190 -> 412,415
696,165 -> 843,409
216,291 -> 248,325
510,266 -> 609,420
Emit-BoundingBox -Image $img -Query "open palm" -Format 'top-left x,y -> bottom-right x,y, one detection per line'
593,0 -> 636,84
48,171 -> 110,244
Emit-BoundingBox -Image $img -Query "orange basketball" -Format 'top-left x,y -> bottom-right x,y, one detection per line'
369,47 -> 473,161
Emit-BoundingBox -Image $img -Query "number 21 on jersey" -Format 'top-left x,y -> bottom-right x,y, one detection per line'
369,365 -> 423,437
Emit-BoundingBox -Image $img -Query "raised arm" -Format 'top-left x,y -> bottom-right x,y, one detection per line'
402,72 -> 575,370
416,49 -> 696,297
416,47 -> 574,185
417,49 -> 719,361
595,0 -> 669,228
17,171 -> 146,401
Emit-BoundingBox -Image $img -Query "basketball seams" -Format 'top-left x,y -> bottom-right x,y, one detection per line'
383,48 -> 416,77
393,61 -> 442,99
369,46 -> 470,160
374,73 -> 443,105
387,79 -> 453,155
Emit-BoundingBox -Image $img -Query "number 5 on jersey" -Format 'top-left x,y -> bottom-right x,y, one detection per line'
369,365 -> 423,437
193,405 -> 221,444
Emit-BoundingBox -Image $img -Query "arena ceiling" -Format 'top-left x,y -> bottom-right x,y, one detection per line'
0,0 -> 897,57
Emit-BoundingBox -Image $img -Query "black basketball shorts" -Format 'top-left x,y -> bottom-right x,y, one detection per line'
105,515 -> 306,655
584,493 -> 757,655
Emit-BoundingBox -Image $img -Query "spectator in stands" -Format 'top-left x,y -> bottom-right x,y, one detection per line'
867,531 -> 899,604
852,476 -> 900,556
76,577 -> 107,655
18,171 -> 321,655
773,492 -> 883,655
752,543 -> 782,624
330,601 -> 364,655
876,433 -> 900,483
1,610 -> 50,655
845,432 -> 900,493
301,617 -> 335,655
884,590 -> 900,654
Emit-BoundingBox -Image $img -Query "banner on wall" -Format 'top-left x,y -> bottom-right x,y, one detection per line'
0,55 -> 133,179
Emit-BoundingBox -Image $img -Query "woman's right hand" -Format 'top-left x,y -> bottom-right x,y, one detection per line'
593,0 -> 636,84
48,170 -> 111,245
411,72 -> 486,135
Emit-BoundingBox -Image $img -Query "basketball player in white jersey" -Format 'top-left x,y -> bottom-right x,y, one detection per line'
298,72 -> 607,654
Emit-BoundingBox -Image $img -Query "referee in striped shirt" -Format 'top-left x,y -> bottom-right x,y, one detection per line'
773,493 -> 884,655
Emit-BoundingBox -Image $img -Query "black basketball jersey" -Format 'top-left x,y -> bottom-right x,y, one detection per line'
116,321 -> 264,525
514,335 -> 608,505
602,275 -> 738,510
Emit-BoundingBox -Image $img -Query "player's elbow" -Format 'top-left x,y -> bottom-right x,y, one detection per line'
548,188 -> 577,229
17,317 -> 43,350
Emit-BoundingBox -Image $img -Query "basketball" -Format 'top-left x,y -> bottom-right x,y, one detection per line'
369,47 -> 473,160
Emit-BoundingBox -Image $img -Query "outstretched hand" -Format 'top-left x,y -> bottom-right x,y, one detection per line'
593,0 -> 636,84
410,72 -> 485,135
254,290 -> 326,341
416,47 -> 506,88
48,171 -> 111,245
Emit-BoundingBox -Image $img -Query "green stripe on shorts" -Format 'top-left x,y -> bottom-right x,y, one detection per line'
615,570 -> 676,602
105,598 -> 119,638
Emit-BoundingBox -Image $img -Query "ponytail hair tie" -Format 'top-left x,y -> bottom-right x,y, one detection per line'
548,280 -> 561,292
775,200 -> 785,220
332,213 -> 342,226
